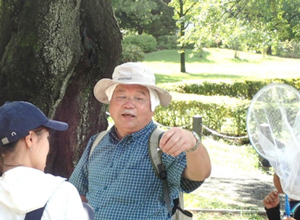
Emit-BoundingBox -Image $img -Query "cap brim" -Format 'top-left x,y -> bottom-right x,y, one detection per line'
43,119 -> 68,131
94,79 -> 172,107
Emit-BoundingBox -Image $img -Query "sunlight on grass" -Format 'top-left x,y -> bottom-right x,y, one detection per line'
203,137 -> 260,172
185,193 -> 266,220
193,212 -> 266,220
181,137 -> 270,220
143,48 -> 300,84
185,194 -> 241,210
154,72 -> 245,84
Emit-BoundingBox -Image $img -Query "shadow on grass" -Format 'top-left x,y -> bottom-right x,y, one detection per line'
226,57 -> 265,64
156,73 -> 245,84
188,50 -> 215,63
226,58 -> 250,63
263,56 -> 286,61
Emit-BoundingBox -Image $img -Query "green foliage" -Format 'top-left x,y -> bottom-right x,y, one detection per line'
168,0 -> 200,55
112,0 -> 158,33
156,35 -> 178,50
170,81 -> 266,100
172,0 -> 300,58
161,78 -> 300,100
274,40 -> 300,58
154,97 -> 250,137
142,0 -> 177,38
154,78 -> 300,138
121,43 -> 144,62
123,34 -> 157,53
112,0 -> 176,37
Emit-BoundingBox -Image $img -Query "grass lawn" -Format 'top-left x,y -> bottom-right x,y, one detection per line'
143,48 -> 299,84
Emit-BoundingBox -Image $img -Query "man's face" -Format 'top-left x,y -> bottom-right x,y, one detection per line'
109,84 -> 154,138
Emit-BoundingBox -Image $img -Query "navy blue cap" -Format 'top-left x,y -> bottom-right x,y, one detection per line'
0,101 -> 68,146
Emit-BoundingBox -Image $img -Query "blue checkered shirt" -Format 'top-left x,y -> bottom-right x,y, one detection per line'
69,121 -> 203,220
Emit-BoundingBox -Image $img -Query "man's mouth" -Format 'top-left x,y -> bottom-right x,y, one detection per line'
122,113 -> 135,117
121,110 -> 136,117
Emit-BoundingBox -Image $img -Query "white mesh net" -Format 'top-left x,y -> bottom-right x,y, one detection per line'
247,83 -> 300,200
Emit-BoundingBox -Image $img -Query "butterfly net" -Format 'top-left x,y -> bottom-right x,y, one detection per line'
247,83 -> 300,200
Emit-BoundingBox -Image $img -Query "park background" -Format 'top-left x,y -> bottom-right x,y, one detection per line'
140,48 -> 299,220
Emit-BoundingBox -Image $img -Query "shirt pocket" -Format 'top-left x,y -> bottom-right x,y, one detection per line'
111,168 -> 159,205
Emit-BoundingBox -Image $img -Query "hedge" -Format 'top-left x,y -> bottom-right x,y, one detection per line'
154,78 -> 300,140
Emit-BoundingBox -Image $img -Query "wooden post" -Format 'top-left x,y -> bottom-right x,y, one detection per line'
258,123 -> 272,170
193,115 -> 202,140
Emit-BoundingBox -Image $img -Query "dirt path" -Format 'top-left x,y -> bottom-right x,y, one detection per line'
189,164 -> 285,214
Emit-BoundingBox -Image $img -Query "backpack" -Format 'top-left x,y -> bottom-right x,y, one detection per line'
24,193 -> 95,220
24,205 -> 46,220
89,128 -> 193,220
290,201 -> 300,219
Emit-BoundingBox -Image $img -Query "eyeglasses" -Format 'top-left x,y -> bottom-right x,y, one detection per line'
115,95 -> 149,105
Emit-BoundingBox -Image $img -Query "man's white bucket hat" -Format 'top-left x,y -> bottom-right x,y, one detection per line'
93,62 -> 172,107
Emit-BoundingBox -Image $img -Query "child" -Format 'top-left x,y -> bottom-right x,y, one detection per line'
263,174 -> 300,220
0,101 -> 90,219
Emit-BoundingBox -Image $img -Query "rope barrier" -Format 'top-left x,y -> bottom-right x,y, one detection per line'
106,112 -> 249,140
202,124 -> 249,140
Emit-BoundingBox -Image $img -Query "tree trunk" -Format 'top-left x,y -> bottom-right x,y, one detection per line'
180,49 -> 186,73
267,45 -> 272,55
0,0 -> 122,178
179,0 -> 186,73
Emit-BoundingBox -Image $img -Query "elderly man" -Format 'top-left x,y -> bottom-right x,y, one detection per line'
70,62 -> 211,220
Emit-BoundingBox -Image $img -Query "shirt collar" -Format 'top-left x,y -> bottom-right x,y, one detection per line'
109,120 -> 156,142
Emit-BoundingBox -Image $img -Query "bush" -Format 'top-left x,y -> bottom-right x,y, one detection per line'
123,34 -> 157,53
161,78 -> 300,100
274,40 -> 300,58
155,78 -> 300,138
122,43 -> 144,62
154,96 -> 250,136
156,35 -> 178,50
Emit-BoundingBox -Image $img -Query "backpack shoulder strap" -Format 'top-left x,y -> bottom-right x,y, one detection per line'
25,204 -> 46,220
89,130 -> 108,158
291,201 -> 300,215
148,128 -> 173,214
148,128 -> 192,219
148,128 -> 165,179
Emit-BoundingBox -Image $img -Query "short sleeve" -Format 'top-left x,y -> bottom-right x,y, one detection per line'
69,135 -> 97,196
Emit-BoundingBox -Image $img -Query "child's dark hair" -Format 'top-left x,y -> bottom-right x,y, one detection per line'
0,141 -> 18,154
0,126 -> 45,154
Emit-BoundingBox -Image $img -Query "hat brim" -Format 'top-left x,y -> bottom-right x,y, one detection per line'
43,119 -> 68,131
94,79 -> 172,107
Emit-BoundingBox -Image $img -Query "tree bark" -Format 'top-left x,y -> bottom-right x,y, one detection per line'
180,49 -> 186,73
0,0 -> 122,178
179,0 -> 186,73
